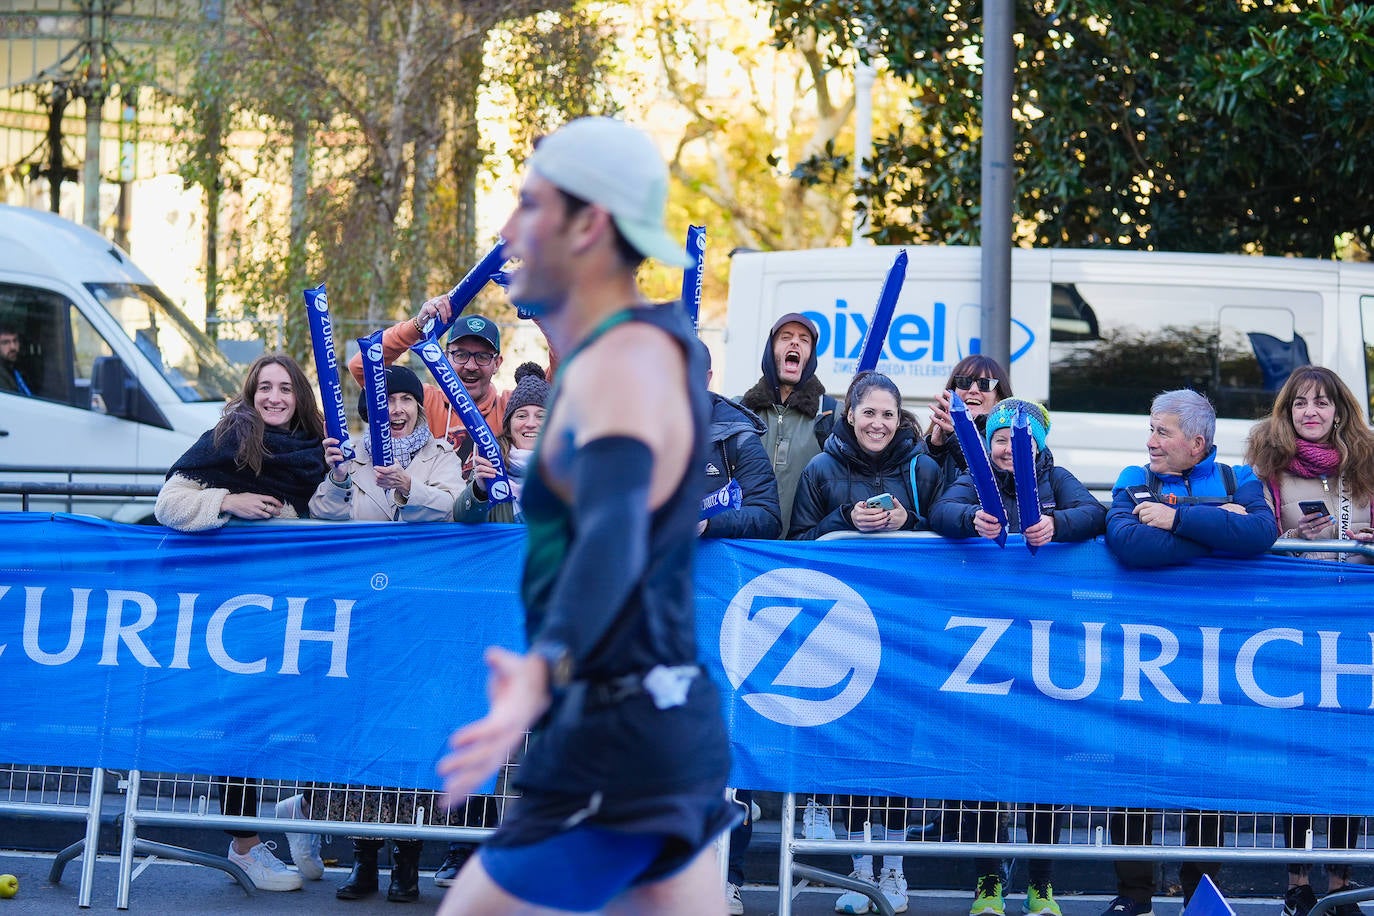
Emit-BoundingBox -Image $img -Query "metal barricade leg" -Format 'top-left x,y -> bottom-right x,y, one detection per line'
78,767 -> 104,908
778,791 -> 795,916
42,767 -> 103,907
116,770 -> 138,910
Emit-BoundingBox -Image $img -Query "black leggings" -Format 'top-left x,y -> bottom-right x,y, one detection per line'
1284,815 -> 1365,880
960,801 -> 1063,884
218,776 -> 313,840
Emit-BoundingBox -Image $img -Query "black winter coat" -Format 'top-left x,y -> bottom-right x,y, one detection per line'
701,394 -> 782,540
788,421 -> 945,540
928,448 -> 1106,542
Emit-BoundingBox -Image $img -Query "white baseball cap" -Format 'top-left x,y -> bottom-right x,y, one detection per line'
527,117 -> 692,269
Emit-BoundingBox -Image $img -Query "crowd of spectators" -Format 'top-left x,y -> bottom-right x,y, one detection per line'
152,302 -> 1370,914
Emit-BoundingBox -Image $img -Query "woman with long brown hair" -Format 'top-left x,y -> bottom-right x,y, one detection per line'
154,353 -> 328,891
1245,364 -> 1374,561
156,353 -> 327,531
1245,364 -> 1374,916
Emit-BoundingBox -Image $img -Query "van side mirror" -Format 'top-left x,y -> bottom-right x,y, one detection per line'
92,355 -> 133,417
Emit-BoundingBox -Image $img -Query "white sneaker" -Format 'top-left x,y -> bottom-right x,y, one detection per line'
227,841 -> 303,892
835,871 -> 878,914
879,868 -> 910,914
726,881 -> 745,915
273,794 -> 324,880
803,798 -> 837,840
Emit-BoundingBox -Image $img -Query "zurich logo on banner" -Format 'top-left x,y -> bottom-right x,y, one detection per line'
422,342 -> 443,362
367,343 -> 383,362
314,292 -> 329,311
719,569 -> 881,727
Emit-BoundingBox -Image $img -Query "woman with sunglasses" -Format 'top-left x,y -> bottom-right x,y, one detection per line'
926,356 -> 1013,483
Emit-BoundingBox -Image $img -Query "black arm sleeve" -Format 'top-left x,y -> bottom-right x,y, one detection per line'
530,435 -> 654,666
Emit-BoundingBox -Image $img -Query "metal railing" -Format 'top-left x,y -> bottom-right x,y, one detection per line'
112,739 -> 526,908
0,764 -> 107,907
0,465 -> 166,515
776,796 -> 1374,916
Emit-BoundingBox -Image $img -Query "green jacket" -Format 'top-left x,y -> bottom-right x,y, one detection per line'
739,375 -> 836,537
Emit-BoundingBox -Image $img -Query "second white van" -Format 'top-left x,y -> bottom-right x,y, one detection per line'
722,246 -> 1374,489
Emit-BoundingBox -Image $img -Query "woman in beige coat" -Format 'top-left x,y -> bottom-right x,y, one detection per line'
309,365 -> 462,524
1246,364 -> 1374,916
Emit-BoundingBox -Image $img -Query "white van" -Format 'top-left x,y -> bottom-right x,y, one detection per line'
0,204 -> 239,521
723,246 -> 1374,489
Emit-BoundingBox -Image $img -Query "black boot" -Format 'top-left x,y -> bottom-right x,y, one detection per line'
337,839 -> 382,900
387,841 -> 422,903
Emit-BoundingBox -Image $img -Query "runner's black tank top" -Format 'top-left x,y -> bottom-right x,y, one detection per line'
519,304 -> 710,680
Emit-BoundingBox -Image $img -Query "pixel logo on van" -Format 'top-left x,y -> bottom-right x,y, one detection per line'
802,299 -> 1035,370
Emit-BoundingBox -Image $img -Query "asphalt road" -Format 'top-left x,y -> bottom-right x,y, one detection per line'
0,847 -> 1320,916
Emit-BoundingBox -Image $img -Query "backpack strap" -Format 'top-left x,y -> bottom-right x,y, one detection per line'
1146,463 -> 1237,505
813,394 -> 839,450
908,457 -> 922,523
1220,462 -> 1237,501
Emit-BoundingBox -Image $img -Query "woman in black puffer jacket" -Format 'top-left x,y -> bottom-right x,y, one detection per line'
788,370 -> 944,541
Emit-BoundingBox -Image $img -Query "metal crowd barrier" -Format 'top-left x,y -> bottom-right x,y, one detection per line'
776,796 -> 1374,916
5,510 -> 1373,911
0,764 -> 107,907
0,466 -> 165,515
113,737 -> 527,908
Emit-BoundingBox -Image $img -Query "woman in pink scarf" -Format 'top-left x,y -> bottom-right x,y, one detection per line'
1245,364 -> 1374,916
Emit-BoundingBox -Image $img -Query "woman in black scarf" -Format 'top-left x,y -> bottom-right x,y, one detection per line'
153,353 -> 327,892
156,353 -> 327,532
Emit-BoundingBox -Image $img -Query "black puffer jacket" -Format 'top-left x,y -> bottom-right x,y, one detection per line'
929,447 -> 1106,542
788,420 -> 945,540
926,413 -> 990,485
702,393 -> 782,540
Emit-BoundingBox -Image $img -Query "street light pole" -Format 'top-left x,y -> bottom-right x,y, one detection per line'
979,0 -> 1013,370
852,55 -> 876,246
82,0 -> 108,230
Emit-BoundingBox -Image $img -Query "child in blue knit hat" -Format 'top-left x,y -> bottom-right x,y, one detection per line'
929,396 -> 1106,916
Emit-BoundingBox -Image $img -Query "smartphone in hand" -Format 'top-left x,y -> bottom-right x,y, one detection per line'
866,493 -> 896,510
1297,499 -> 1331,518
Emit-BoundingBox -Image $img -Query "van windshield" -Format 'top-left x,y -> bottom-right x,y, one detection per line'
85,283 -> 241,402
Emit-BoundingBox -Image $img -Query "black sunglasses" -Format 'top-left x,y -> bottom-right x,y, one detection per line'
951,375 -> 999,392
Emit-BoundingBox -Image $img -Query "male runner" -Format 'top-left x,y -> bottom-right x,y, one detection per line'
436,117 -> 736,915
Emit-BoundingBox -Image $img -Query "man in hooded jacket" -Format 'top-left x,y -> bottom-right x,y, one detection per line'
738,312 -> 837,536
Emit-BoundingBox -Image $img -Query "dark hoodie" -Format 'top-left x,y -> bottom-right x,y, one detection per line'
738,313 -> 839,535
701,393 -> 782,539
788,419 -> 945,540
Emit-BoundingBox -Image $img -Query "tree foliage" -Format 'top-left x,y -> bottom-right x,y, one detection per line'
161,0 -> 617,362
769,0 -> 1374,257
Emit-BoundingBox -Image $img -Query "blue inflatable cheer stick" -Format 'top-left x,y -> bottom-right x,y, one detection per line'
357,329 -> 396,470
855,249 -> 908,373
680,225 -> 706,332
951,390 -> 1007,547
303,283 -> 355,460
429,239 -> 508,340
1012,412 -> 1042,555
409,337 -> 514,503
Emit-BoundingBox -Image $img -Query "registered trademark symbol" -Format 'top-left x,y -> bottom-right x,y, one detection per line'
370,573 -> 389,590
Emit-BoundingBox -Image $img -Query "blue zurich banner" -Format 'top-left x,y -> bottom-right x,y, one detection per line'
2,514 -> 1372,814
